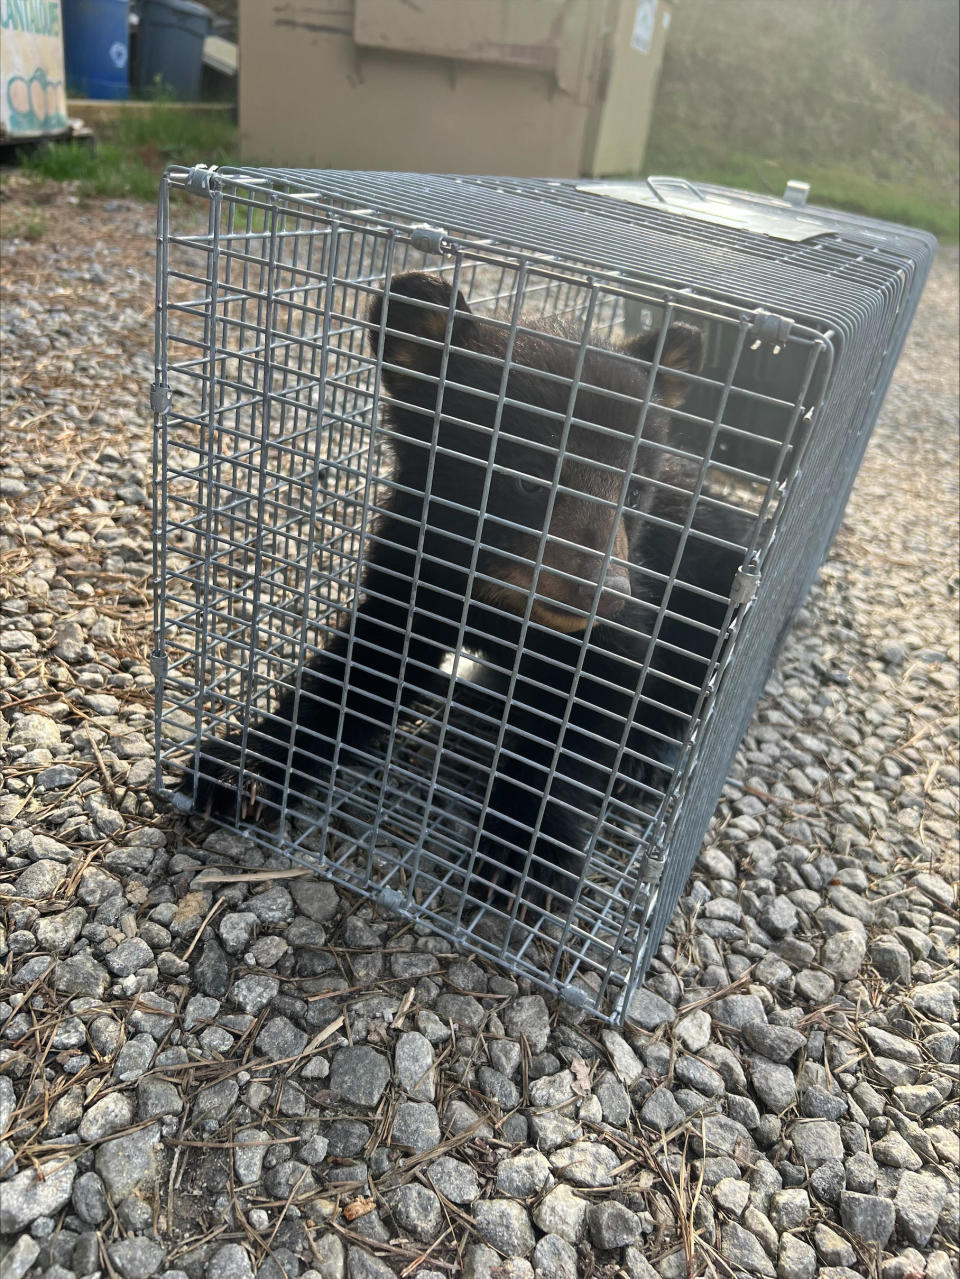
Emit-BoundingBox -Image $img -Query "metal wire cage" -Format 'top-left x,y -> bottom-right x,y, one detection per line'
153,167 -> 934,1023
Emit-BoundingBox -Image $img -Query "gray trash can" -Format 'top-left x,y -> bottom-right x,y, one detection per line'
136,0 -> 210,99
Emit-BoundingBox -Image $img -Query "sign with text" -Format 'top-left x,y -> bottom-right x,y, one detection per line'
1,0 -> 68,137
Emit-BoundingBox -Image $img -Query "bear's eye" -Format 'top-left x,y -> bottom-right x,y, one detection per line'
515,474 -> 545,496
626,482 -> 645,508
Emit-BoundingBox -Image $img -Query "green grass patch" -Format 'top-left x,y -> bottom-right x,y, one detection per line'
24,103 -> 237,201
642,146 -> 959,242
644,0 -> 958,241
4,209 -> 48,239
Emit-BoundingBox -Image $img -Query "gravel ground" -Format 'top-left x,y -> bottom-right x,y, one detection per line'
1,182 -> 958,1279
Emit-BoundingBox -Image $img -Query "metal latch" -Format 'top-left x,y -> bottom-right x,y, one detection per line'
150,384 -> 172,414
747,310 -> 793,348
783,179 -> 810,207
409,224 -> 447,255
730,561 -> 761,608
639,852 -> 665,885
185,163 -> 218,194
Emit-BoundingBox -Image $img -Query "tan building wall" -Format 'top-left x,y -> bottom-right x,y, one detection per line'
238,0 -> 672,178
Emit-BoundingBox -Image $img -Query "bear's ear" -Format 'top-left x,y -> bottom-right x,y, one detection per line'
368,271 -> 475,394
622,322 -> 704,407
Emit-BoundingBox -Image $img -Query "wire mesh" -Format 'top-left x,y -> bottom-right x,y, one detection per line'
153,167 -> 934,1022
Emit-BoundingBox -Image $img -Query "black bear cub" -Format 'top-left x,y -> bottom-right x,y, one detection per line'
177,271 -> 750,906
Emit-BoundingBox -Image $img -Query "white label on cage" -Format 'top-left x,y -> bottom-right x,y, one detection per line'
631,0 -> 658,53
577,181 -> 833,242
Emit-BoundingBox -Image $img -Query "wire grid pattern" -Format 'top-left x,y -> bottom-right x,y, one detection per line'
153,168 -> 934,1022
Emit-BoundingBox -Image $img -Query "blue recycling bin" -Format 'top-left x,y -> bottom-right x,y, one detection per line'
61,0 -> 130,100
135,0 -> 211,100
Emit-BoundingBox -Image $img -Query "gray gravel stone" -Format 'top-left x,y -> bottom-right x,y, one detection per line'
674,1008 -> 712,1052
54,954 -> 110,997
894,1169 -> 950,1247
246,886 -> 294,925
434,993 -> 484,1028
600,1028 -> 644,1086
478,1064 -> 518,1109
394,1031 -> 436,1101
473,1199 -> 535,1257
0,1075 -> 16,1135
810,1159 -> 846,1205
233,1128 -> 269,1186
587,1200 -> 643,1248
531,1234 -> 578,1279
194,939 -> 230,998
71,1172 -> 109,1226
289,878 -> 341,922
307,1234 -> 345,1279
713,1176 -> 751,1217
640,1086 -> 685,1131
691,1114 -> 756,1163
776,1234 -> 816,1279
502,995 -> 551,1053
531,1185 -> 588,1242
719,1220 -> 776,1277
714,993 -> 767,1029
106,937 -> 154,976
767,1188 -> 810,1231
330,1046 -> 391,1107
255,1015 -> 307,1062
137,1078 -> 183,1121
108,1239 -> 166,1279
15,858 -> 67,899
758,895 -> 799,938
114,1034 -> 157,1083
1,1235 -> 41,1279
346,1248 -> 394,1279
392,1101 -> 441,1154
594,1070 -> 631,1125
911,980 -> 958,1022
96,1123 -> 159,1201
838,1189 -> 895,1247
35,907 -> 86,954
872,1130 -> 923,1170
495,1149 -> 551,1198
427,1155 -> 480,1204
675,1054 -> 724,1097
528,1068 -> 576,1114
550,1140 -> 619,1187
231,974 -> 280,1016
193,1079 -> 239,1123
741,1021 -> 806,1063
128,993 -> 176,1038
0,1160 -> 76,1232
789,1119 -> 843,1168
387,1183 -> 442,1242
863,1025 -> 922,1064
205,1244 -> 254,1279
822,930 -> 867,980
627,988 -> 675,1029
812,1222 -> 856,1267
78,1091 -> 134,1142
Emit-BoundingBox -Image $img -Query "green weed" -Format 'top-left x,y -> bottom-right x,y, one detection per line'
3,210 -> 48,239
24,103 -> 237,201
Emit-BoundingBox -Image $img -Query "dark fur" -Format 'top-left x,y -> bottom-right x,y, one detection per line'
177,272 -> 750,904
